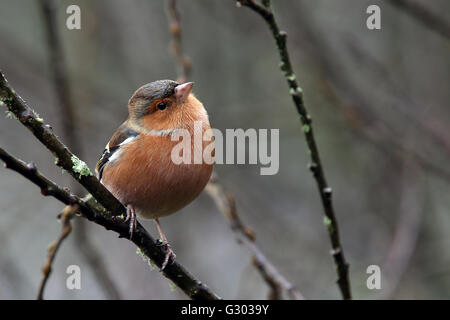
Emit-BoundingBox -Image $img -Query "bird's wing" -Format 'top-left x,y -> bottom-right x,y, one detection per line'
95,121 -> 139,181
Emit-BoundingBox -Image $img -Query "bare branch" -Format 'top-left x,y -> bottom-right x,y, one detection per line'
234,0 -> 351,299
387,0 -> 450,40
206,176 -> 304,300
37,204 -> 76,300
0,148 -> 79,205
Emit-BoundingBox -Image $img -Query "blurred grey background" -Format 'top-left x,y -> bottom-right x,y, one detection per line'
0,0 -> 449,299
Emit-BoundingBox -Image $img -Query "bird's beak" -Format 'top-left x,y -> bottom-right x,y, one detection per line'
175,82 -> 194,104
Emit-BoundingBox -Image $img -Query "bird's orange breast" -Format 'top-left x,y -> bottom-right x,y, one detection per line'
101,125 -> 214,219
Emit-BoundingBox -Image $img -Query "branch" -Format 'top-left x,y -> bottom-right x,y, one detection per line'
0,77 -> 220,300
206,176 -> 304,300
387,0 -> 450,40
37,204 -> 76,300
234,0 -> 351,299
166,0 -> 191,83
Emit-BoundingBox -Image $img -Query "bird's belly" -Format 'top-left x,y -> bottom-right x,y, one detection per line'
133,162 -> 212,219
101,137 -> 213,219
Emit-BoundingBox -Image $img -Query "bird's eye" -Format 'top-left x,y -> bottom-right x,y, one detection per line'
157,102 -> 167,111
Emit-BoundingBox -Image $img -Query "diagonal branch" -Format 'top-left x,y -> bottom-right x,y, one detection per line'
206,177 -> 304,300
234,0 -> 351,299
0,74 -> 220,299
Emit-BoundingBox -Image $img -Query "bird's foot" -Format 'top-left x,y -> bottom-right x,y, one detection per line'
157,240 -> 176,270
124,204 -> 137,239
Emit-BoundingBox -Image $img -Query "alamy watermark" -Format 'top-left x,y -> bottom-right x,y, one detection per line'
170,121 -> 279,175
366,265 -> 381,290
366,5 -> 381,30
66,5 -> 81,30
66,265 -> 81,290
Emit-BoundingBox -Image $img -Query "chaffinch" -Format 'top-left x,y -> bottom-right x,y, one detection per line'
95,80 -> 214,268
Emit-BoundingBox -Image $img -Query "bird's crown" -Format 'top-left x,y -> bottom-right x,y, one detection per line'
129,80 -> 178,105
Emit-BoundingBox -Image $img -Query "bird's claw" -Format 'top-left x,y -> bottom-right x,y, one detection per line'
158,241 -> 176,270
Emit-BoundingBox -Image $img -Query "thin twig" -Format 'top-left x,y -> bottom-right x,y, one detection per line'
39,0 -> 121,299
166,0 -> 191,83
206,176 -> 304,300
251,256 -> 282,300
0,75 -> 220,300
165,0 -> 302,299
37,204 -> 77,300
234,0 -> 351,299
387,0 -> 450,40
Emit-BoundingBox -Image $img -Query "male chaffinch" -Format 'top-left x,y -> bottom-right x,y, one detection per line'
95,80 -> 214,269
